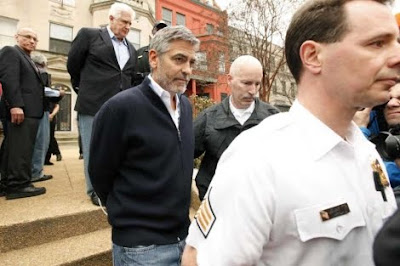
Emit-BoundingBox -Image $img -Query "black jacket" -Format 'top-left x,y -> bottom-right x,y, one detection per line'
194,97 -> 279,200
67,27 -> 137,116
0,46 -> 44,119
89,77 -> 194,247
373,208 -> 400,266
134,45 -> 150,86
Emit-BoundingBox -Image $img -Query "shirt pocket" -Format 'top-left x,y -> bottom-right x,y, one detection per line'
293,199 -> 366,242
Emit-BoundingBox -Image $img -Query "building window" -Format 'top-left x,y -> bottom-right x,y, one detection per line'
127,28 -> 140,49
218,53 -> 225,73
162,8 -> 172,26
0,16 -> 18,49
176,13 -> 186,26
281,80 -> 286,92
195,52 -> 208,71
270,56 -> 276,69
206,24 -> 214,34
49,23 -> 73,55
198,93 -> 210,99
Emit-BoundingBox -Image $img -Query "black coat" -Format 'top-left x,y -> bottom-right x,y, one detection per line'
134,45 -> 150,86
0,45 -> 44,119
194,97 -> 279,200
373,208 -> 400,265
67,27 -> 137,116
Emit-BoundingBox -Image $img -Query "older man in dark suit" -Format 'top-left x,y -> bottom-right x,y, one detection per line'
67,2 -> 137,206
0,28 -> 46,200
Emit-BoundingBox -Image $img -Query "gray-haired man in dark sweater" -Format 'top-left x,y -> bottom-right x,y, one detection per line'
89,26 -> 199,265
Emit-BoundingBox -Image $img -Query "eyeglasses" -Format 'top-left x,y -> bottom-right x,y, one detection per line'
18,34 -> 39,42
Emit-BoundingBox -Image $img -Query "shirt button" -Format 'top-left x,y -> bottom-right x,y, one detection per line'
336,225 -> 344,233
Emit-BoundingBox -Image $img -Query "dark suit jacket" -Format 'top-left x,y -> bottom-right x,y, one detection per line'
373,208 -> 400,265
67,27 -> 137,116
0,45 -> 44,119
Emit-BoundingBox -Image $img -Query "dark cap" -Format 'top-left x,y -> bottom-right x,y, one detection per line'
152,20 -> 168,35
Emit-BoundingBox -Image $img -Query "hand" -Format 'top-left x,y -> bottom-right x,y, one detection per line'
353,107 -> 371,127
181,245 -> 198,266
59,90 -> 66,97
10,107 -> 24,125
49,114 -> 54,122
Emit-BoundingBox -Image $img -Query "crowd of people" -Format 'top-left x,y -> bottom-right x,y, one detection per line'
0,0 -> 400,265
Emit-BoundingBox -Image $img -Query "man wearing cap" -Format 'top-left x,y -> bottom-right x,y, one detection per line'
67,2 -> 137,206
134,21 -> 168,85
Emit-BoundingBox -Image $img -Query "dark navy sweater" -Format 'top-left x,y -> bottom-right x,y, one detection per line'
89,77 -> 194,247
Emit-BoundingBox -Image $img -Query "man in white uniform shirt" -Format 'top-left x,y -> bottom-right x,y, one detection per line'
193,55 -> 279,200
182,0 -> 400,265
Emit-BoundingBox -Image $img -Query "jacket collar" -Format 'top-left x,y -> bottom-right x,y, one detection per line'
214,97 -> 262,129
15,45 -> 44,85
99,27 -> 119,68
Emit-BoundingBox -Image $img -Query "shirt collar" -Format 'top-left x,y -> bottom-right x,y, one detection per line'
290,100 -> 369,160
107,26 -> 128,46
148,74 -> 180,104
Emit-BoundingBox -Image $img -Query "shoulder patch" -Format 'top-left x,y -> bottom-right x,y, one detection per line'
194,188 -> 216,238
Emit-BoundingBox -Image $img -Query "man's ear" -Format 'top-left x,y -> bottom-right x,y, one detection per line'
227,74 -> 232,86
149,49 -> 158,70
299,40 -> 322,75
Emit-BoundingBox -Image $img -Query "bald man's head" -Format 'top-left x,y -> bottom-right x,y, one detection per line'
15,28 -> 38,54
229,55 -> 263,77
228,55 -> 263,109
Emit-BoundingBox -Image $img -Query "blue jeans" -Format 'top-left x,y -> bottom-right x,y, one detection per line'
78,114 -> 94,196
31,111 -> 50,178
112,240 -> 185,266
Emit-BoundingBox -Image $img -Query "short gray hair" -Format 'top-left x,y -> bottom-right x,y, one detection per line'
108,2 -> 135,19
149,25 -> 200,55
31,52 -> 47,66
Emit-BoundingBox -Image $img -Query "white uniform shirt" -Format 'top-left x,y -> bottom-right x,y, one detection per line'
186,100 -> 397,266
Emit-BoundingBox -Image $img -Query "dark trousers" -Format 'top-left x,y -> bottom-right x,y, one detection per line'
1,118 -> 39,189
46,118 -> 60,162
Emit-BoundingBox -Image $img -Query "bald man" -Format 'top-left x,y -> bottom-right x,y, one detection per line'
0,28 -> 46,199
193,55 -> 279,200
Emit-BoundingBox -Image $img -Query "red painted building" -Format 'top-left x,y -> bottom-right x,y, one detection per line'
156,0 -> 230,102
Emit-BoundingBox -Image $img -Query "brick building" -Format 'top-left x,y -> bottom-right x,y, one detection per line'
156,0 -> 230,102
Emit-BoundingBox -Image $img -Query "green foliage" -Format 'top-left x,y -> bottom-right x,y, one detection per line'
190,95 -> 215,119
190,95 -> 215,168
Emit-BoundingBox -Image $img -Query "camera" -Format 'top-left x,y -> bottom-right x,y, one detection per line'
371,126 -> 400,161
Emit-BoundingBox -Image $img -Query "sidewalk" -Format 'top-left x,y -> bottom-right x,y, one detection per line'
0,143 -> 96,221
0,143 -> 112,266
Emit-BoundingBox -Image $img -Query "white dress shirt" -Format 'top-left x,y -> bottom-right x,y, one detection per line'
186,100 -> 397,266
148,75 -> 180,128
107,26 -> 130,70
229,96 -> 255,125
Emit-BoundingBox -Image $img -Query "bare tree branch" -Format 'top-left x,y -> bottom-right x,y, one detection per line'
227,0 -> 303,106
